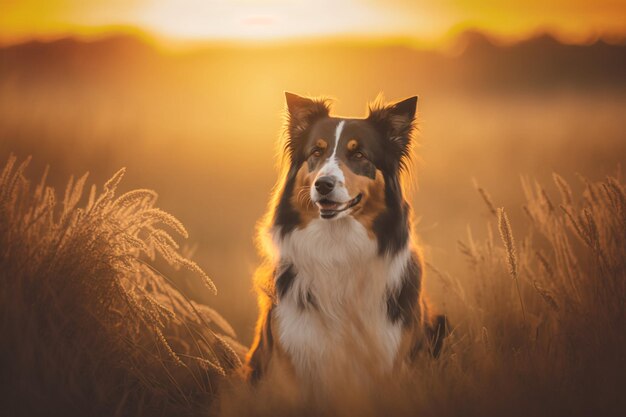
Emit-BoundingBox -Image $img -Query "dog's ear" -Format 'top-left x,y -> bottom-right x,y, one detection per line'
284,92 -> 330,159
367,96 -> 417,168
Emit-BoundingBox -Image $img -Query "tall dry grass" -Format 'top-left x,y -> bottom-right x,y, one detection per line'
1,152 -> 624,417
0,155 -> 244,417
216,171 -> 626,417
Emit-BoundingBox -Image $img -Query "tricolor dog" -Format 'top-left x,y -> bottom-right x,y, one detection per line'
246,93 -> 447,392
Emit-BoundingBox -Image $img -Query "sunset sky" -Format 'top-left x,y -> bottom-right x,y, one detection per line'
1,0 -> 625,47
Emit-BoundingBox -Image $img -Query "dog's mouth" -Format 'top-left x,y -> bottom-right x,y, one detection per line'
315,193 -> 363,219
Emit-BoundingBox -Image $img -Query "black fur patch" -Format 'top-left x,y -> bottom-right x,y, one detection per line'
346,156 -> 376,179
387,256 -> 422,327
365,97 -> 417,255
366,96 -> 417,173
275,264 -> 296,299
373,175 -> 409,255
273,166 -> 301,237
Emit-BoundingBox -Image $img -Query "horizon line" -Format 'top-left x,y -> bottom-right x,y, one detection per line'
2,25 -> 625,53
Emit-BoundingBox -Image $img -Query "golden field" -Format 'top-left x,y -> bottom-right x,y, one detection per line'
0,33 -> 625,416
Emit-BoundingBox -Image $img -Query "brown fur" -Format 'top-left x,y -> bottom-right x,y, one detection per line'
345,166 -> 387,237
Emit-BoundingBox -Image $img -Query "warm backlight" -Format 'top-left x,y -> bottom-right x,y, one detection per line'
0,0 -> 624,46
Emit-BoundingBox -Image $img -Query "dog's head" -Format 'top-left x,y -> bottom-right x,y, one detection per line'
281,92 -> 417,226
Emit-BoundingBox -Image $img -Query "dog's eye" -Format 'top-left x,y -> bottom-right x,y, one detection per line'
353,151 -> 365,160
311,149 -> 322,158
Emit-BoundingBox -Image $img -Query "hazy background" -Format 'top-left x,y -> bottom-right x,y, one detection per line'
1,1 -> 625,345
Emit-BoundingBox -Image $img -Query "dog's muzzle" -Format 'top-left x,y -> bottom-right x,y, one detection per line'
316,193 -> 363,219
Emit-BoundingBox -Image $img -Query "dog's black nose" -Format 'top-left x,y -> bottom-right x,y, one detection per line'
315,176 -> 335,195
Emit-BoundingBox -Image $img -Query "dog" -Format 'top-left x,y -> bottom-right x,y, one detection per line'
245,92 -> 448,392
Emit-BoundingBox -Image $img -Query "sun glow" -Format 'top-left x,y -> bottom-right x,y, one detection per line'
0,0 -> 624,47
129,0 -> 439,42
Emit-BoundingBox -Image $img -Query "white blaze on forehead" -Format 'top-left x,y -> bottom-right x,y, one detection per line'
318,120 -> 346,182
331,120 -> 345,159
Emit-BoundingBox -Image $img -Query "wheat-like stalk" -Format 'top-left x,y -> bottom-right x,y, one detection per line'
553,173 -> 573,206
497,207 -> 526,321
473,178 -> 498,216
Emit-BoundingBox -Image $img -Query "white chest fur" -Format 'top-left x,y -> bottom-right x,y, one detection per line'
273,218 -> 410,386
